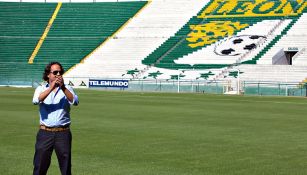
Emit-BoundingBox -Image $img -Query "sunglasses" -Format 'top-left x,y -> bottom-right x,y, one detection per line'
50,70 -> 64,75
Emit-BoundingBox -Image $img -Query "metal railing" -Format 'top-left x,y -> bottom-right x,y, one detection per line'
2,77 -> 305,97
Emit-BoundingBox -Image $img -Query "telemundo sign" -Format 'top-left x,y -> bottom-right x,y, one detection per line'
89,79 -> 129,88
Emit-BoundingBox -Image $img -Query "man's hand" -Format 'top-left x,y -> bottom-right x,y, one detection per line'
49,75 -> 64,90
55,75 -> 64,88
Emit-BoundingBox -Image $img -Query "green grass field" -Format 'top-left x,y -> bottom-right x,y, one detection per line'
1,87 -> 307,175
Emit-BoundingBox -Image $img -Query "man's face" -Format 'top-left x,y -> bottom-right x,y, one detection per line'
48,64 -> 63,83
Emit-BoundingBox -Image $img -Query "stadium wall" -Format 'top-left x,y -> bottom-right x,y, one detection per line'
65,77 -> 307,97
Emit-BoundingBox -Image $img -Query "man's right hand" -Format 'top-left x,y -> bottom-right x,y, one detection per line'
50,80 -> 58,90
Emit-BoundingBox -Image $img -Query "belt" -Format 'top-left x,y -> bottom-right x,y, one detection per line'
40,125 -> 70,132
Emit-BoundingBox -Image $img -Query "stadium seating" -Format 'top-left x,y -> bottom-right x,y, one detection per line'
66,0 -> 210,79
0,1 -> 146,83
66,0 -> 307,82
1,0 -> 307,86
0,2 -> 56,81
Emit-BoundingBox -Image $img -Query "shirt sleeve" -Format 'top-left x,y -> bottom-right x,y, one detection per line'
65,85 -> 79,106
32,86 -> 43,105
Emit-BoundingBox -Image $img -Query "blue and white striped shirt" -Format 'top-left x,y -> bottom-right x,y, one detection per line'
32,84 -> 79,127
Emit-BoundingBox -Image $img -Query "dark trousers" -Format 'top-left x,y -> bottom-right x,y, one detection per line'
33,129 -> 72,175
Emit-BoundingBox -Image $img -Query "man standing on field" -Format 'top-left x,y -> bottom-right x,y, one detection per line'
32,62 -> 79,175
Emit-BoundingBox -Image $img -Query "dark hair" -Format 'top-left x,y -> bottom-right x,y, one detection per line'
43,62 -> 64,81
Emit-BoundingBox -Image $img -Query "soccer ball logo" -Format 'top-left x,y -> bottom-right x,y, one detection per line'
214,35 -> 266,56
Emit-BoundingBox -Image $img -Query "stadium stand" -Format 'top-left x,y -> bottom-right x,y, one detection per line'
0,0 -> 307,88
66,0 -> 307,83
66,0 -> 210,79
0,2 -> 56,83
0,1 -> 147,84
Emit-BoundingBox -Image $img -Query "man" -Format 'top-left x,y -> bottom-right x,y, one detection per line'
32,62 -> 79,175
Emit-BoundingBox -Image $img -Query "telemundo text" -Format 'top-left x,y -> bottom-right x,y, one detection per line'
89,79 -> 129,88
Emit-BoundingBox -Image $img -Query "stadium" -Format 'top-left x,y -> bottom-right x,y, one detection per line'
1,0 -> 307,174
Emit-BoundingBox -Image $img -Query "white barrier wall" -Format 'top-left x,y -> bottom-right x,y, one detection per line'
64,77 -> 89,89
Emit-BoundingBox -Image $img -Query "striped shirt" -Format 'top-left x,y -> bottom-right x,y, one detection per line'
32,84 -> 79,127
